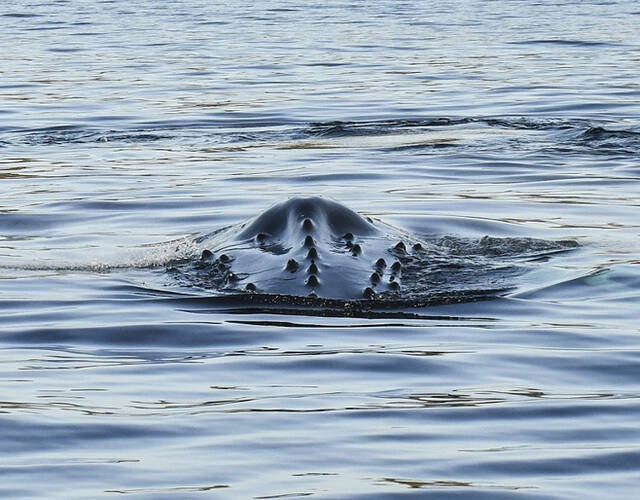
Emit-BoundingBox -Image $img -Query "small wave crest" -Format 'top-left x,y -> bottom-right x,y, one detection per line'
165,230 -> 578,316
0,236 -> 202,273
19,127 -> 173,146
5,117 -> 637,158
1,116 -> 604,151
577,126 -> 640,154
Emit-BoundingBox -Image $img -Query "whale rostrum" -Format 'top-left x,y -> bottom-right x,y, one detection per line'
195,196 -> 413,300
172,196 -> 579,305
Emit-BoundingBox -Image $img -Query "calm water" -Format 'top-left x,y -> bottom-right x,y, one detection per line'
2,1 -> 640,498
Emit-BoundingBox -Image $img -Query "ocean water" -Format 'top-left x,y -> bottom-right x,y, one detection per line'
1,0 -> 640,498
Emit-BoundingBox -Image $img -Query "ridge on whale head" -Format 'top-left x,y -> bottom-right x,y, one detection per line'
236,196 -> 378,242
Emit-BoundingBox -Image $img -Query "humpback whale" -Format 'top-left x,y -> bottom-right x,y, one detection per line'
195,196 -> 414,300
169,197 -> 578,307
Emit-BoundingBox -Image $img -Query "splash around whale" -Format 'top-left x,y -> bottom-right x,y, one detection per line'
168,197 -> 579,310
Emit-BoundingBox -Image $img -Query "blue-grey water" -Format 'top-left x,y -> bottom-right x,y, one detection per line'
1,1 -> 640,498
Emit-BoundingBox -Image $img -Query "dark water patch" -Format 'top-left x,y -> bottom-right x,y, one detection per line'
508,39 -> 620,47
69,31 -> 109,36
2,13 -> 43,18
2,322 -> 283,348
5,119 -> 300,147
103,485 -> 230,495
0,417 -> 181,453
303,117 -> 588,140
382,142 -> 459,153
47,47 -> 85,53
15,124 -> 82,134
579,126 -> 640,149
482,117 -> 584,131
375,476 -> 536,494
0,213 -> 81,232
225,319 -> 484,329
531,124 -> 640,155
180,70 -> 217,77
4,116 -> 615,155
0,84 -> 42,90
86,115 -> 135,123
455,449 -> 640,477
95,132 -> 172,143
304,119 -> 459,138
348,490 -> 542,500
545,126 -> 640,156
267,8 -> 300,12
47,199 -> 198,212
397,397 -> 640,424
24,25 -> 68,31
304,62 -> 351,68
167,291 -> 507,320
581,127 -> 640,139
18,128 -> 173,146
16,127 -> 98,146
107,133 -> 171,143
197,20 -> 230,26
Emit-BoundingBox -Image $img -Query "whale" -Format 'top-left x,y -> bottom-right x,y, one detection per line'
193,196 -> 417,300
169,196 -> 578,308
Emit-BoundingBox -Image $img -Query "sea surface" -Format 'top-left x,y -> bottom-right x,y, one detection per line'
1,1 -> 640,498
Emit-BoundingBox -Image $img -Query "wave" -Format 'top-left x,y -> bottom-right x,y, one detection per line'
4,116 -> 637,157
508,39 -> 621,47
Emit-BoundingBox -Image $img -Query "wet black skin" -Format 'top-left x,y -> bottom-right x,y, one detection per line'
200,197 -> 413,300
